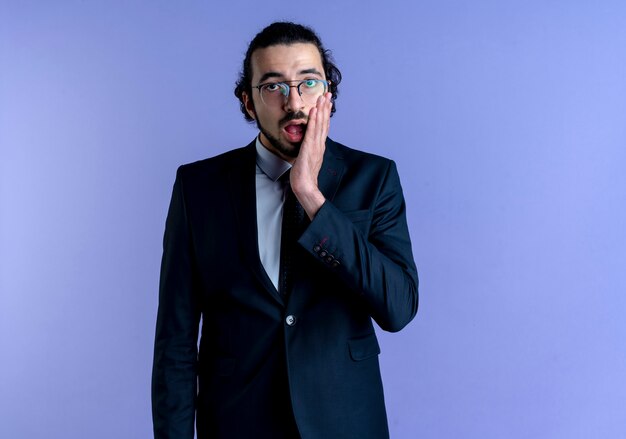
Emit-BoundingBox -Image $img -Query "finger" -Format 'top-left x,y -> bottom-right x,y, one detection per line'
311,96 -> 324,147
327,93 -> 332,130
317,94 -> 330,141
306,106 -> 318,146
314,97 -> 324,143
318,93 -> 330,141
324,93 -> 332,136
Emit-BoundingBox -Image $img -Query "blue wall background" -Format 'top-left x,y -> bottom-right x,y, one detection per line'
1,1 -> 625,437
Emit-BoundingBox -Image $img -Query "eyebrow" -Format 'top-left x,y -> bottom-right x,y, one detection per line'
257,68 -> 324,84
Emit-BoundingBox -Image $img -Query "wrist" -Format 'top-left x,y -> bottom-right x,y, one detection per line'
293,186 -> 325,220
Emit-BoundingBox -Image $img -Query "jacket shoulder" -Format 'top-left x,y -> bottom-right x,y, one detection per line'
327,139 -> 395,172
175,143 -> 253,183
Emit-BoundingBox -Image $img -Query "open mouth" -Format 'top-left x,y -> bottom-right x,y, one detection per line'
283,122 -> 306,143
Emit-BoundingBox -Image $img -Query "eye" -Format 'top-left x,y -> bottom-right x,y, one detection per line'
303,79 -> 318,88
263,83 -> 282,93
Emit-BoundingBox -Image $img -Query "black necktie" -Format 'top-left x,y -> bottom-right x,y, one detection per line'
279,171 -> 306,297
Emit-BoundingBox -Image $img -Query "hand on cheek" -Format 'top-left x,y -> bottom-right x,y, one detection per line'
290,92 -> 332,219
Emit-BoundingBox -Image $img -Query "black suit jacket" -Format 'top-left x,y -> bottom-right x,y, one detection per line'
152,138 -> 419,438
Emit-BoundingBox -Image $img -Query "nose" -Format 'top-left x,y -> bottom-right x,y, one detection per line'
283,84 -> 304,113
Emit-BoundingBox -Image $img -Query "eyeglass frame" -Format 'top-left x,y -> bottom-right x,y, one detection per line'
252,79 -> 331,105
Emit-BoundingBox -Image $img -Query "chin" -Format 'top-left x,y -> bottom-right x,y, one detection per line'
284,142 -> 301,157
273,136 -> 300,158
258,125 -> 301,159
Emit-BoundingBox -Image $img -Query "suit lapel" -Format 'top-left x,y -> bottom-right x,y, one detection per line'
318,138 -> 346,202
228,142 -> 284,306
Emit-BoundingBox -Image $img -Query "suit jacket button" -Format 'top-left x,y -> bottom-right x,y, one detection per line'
313,244 -> 321,253
331,260 -> 340,268
325,255 -> 334,264
285,315 -> 296,326
319,250 -> 328,258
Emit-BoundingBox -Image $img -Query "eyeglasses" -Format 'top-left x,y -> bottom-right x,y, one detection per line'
252,79 -> 330,107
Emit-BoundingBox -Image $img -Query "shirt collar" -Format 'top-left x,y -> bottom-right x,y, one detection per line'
255,136 -> 292,182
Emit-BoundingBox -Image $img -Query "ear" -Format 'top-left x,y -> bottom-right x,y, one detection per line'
242,91 -> 256,120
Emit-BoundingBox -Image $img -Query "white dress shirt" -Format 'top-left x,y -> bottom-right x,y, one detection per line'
255,137 -> 292,290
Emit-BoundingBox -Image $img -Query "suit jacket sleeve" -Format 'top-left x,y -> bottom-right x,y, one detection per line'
152,167 -> 201,438
298,159 -> 418,332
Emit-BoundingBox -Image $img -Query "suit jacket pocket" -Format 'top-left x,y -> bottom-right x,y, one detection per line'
348,333 -> 381,361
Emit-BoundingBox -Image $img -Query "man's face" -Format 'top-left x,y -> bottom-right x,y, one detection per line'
242,43 -> 326,162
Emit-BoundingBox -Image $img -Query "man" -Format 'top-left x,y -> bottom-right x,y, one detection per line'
152,22 -> 418,439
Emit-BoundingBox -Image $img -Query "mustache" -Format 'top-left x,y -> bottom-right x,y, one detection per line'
280,111 -> 307,125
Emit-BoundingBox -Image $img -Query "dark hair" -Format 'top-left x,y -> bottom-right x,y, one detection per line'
234,22 -> 342,122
